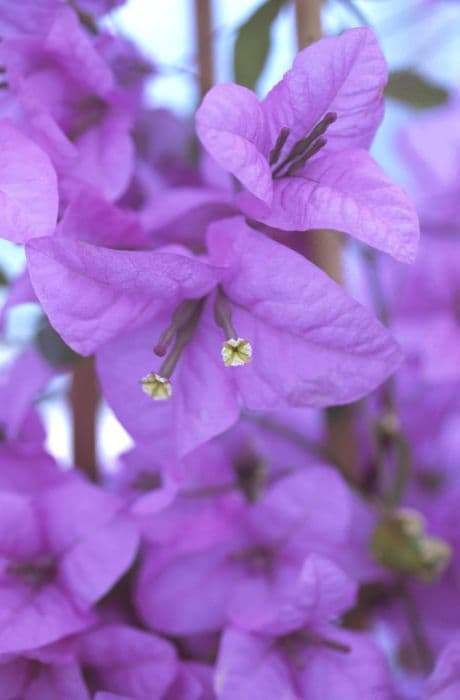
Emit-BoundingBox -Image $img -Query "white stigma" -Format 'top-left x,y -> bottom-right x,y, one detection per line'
141,372 -> 172,400
221,338 -> 253,367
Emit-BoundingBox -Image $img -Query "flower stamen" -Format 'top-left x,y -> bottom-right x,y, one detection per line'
269,127 -> 290,165
271,111 -> 337,179
285,136 -> 327,177
153,299 -> 202,357
141,372 -> 172,400
214,288 -> 252,367
142,298 -> 205,400
222,338 -> 252,366
7,557 -> 56,589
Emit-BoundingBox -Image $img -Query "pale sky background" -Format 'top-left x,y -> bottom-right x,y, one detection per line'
110,0 -> 460,181
111,0 -> 460,112
2,0 -> 460,468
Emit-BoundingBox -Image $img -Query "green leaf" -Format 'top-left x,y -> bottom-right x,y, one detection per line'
385,70 -> 449,109
233,0 -> 287,90
35,317 -> 82,368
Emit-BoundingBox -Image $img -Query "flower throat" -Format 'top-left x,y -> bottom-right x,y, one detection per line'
269,111 -> 337,179
141,288 -> 252,401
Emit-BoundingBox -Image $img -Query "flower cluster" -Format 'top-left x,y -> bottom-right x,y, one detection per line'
0,1 -> 458,698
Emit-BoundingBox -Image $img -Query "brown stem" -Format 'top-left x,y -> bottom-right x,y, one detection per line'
194,0 -> 214,99
364,249 -> 411,507
325,404 -> 359,482
294,0 -> 322,48
70,357 -> 99,482
294,0 -> 342,286
399,581 -> 434,674
294,1 -> 357,481
68,0 -> 99,35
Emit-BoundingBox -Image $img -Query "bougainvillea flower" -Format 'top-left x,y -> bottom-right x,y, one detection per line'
424,634 -> 460,699
97,33 -> 154,116
0,659 -> 90,700
78,624 -> 178,698
215,624 -> 392,700
0,0 -> 60,37
0,187 -> 146,332
0,477 -> 138,654
142,185 -> 235,248
27,216 -> 401,455
57,187 -> 148,249
75,0 -> 127,17
0,348 -> 54,441
133,108 -> 194,183
399,97 -> 460,225
0,8 -> 133,202
140,152 -> 236,248
0,445 -> 66,493
393,235 -> 460,383
161,662 -> 215,700
0,269 -> 37,333
134,467 -> 366,636
399,478 -> 460,652
0,119 -> 57,243
0,0 -> 125,37
116,409 -> 318,515
27,233 -> 222,356
109,443 -> 179,516
196,27 -> 419,262
0,624 -> 178,699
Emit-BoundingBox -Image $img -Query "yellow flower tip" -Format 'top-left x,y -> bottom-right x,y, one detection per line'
141,372 -> 172,401
397,508 -> 426,537
221,338 -> 253,367
420,537 -> 452,577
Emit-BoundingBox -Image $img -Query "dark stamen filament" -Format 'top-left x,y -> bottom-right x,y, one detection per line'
7,557 -> 56,588
214,287 -> 237,340
154,299 -> 203,357
269,127 -> 290,165
279,629 -> 350,669
271,111 -> 337,179
285,136 -> 327,177
318,636 -> 351,654
157,299 -> 205,378
303,629 -> 351,654
214,287 -> 253,367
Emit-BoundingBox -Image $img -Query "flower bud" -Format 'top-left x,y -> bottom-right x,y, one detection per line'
371,509 -> 451,582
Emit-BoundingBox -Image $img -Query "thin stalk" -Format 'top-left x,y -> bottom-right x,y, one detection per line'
194,0 -> 214,99
364,249 -> 411,507
399,581 -> 434,674
70,358 -> 99,482
294,0 -> 322,47
294,0 -> 357,482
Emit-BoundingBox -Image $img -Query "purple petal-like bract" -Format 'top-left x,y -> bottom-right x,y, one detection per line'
0,120 -> 58,242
